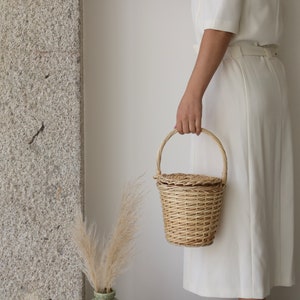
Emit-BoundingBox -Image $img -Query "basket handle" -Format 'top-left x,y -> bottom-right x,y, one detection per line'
156,129 -> 228,184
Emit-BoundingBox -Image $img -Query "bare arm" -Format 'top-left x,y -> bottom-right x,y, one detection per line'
175,29 -> 233,135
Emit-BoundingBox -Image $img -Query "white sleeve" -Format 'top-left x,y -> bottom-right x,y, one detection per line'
197,0 -> 243,34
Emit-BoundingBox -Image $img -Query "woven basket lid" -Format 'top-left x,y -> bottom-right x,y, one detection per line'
156,173 -> 223,187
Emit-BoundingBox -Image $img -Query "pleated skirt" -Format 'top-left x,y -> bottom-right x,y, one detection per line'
183,43 -> 295,299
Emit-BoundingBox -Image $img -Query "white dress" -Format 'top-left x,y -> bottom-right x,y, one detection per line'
183,0 -> 295,298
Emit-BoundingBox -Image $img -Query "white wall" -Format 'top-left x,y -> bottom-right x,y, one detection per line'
83,1 -> 300,299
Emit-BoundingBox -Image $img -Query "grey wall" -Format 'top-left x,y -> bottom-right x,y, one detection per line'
84,1 -> 299,300
0,1 -> 84,299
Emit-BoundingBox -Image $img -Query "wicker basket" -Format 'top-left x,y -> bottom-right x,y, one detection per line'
155,129 -> 228,247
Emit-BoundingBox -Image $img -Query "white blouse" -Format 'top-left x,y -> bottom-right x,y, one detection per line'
191,0 -> 283,46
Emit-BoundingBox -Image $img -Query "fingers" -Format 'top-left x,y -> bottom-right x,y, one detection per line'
195,118 -> 202,135
189,120 -> 196,134
175,120 -> 184,135
175,119 -> 202,135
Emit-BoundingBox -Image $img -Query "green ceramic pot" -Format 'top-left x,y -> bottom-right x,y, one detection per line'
93,290 -> 116,300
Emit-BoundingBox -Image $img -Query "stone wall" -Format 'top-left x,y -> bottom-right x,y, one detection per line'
0,1 -> 84,299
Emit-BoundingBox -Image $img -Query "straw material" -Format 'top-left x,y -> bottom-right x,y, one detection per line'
155,129 -> 228,247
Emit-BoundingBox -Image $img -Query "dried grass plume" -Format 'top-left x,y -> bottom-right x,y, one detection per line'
72,178 -> 144,293
72,214 -> 102,292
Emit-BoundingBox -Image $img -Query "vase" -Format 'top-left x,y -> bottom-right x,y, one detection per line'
93,290 -> 117,300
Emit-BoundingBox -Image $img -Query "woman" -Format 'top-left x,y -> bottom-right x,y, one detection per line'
175,1 -> 295,299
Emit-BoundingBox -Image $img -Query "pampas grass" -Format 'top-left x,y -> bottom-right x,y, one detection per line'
72,178 -> 143,293
72,214 -> 102,292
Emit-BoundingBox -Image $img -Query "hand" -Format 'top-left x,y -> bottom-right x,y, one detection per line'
175,92 -> 202,135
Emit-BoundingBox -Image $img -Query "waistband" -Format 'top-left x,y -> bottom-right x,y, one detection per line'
226,42 -> 278,59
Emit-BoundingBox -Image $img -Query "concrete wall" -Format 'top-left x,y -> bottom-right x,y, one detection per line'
84,1 -> 299,300
0,1 -> 84,299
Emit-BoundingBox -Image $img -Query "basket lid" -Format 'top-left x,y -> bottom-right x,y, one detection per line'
156,173 -> 223,187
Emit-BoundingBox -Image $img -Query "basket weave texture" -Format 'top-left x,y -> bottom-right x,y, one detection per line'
155,129 -> 228,247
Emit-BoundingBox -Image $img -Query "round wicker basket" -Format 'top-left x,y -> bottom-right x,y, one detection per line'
155,129 -> 228,247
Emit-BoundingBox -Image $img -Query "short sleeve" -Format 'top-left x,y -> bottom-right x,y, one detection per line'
196,0 -> 243,34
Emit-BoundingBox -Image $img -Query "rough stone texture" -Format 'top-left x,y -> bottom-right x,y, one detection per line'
0,1 -> 84,299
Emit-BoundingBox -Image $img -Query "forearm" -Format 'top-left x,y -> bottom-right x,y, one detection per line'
175,29 -> 233,135
184,29 -> 233,100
